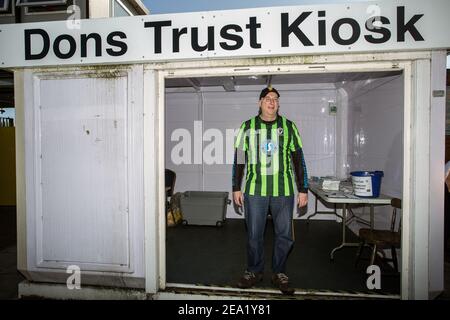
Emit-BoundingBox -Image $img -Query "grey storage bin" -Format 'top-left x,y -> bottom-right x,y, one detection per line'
180,191 -> 231,227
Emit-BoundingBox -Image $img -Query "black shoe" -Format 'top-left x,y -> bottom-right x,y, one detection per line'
272,273 -> 295,295
237,271 -> 263,289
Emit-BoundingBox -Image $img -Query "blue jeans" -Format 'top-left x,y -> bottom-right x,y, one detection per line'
243,194 -> 295,274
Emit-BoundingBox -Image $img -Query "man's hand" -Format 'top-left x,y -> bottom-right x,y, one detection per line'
297,192 -> 308,208
233,191 -> 244,207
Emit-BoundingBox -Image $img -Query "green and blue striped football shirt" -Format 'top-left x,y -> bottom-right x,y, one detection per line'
233,115 -> 308,196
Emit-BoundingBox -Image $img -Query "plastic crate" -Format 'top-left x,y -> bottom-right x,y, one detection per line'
179,191 -> 231,227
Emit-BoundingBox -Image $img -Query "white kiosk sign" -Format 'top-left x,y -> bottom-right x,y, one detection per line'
0,0 -> 450,68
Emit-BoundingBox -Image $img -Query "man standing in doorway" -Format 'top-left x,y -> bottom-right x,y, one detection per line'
232,86 -> 309,295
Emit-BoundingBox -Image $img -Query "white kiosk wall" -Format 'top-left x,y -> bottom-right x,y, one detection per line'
1,0 -> 447,299
16,66 -> 146,288
13,53 -> 446,300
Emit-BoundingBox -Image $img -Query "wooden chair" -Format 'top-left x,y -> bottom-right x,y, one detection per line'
355,198 -> 401,272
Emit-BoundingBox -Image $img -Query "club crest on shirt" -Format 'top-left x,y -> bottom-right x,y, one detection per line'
261,139 -> 278,155
277,127 -> 284,136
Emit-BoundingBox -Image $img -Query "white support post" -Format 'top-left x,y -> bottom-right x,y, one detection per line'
428,50 -> 446,298
144,68 -> 158,294
409,59 -> 431,299
157,71 -> 166,290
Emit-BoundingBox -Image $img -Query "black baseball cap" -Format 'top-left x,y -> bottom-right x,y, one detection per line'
259,86 -> 280,100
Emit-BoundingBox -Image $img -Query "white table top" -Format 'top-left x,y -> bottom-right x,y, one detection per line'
308,182 -> 392,205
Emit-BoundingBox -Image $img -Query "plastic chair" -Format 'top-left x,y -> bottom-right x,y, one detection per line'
165,169 -> 176,205
355,198 -> 401,272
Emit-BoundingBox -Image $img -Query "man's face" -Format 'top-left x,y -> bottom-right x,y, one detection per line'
259,92 -> 279,118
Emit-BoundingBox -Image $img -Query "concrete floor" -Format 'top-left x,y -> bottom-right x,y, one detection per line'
0,206 -> 25,299
1,205 -> 449,300
437,254 -> 450,300
167,219 -> 401,294
0,244 -> 24,299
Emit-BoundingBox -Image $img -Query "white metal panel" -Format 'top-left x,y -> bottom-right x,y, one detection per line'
22,66 -> 146,280
349,75 -> 404,194
202,90 -> 256,218
202,120 -> 243,169
281,88 -> 338,220
37,74 -> 130,270
165,93 -> 200,122
165,92 -> 202,192
202,91 -> 260,123
346,74 -> 404,230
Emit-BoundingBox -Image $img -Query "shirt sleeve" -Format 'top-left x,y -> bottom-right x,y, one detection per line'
232,148 -> 246,192
232,122 -> 248,192
234,122 -> 248,151
289,121 -> 308,193
289,121 -> 303,152
291,147 -> 309,193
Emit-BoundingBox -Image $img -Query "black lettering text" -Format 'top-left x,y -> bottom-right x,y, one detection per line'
318,11 -> 326,46
53,34 -> 76,59
365,16 -> 391,44
191,26 -> 214,52
24,29 -> 50,60
246,17 -> 261,49
331,18 -> 360,45
81,33 -> 102,57
144,20 -> 172,53
172,27 -> 188,53
397,6 -> 424,42
220,24 -> 244,50
281,12 -> 313,47
106,31 -> 128,56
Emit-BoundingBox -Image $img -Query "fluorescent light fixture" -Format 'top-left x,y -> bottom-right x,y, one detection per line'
16,0 -> 67,7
